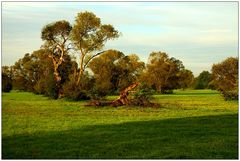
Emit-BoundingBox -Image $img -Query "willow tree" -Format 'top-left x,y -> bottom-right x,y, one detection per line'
41,20 -> 72,97
71,11 -> 120,85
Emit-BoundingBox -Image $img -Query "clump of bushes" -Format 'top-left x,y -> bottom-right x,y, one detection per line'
222,90 -> 238,101
63,84 -> 91,101
63,74 -> 91,101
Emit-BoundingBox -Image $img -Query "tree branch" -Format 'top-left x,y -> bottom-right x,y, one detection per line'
83,51 -> 105,70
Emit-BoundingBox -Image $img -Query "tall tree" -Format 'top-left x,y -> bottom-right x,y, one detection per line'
71,11 -> 120,85
41,20 -> 72,97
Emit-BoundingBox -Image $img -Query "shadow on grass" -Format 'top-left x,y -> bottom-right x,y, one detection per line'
2,114 -> 238,159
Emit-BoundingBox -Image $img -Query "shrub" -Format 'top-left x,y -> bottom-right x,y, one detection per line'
161,89 -> 173,94
129,84 -> 156,107
222,90 -> 238,101
2,73 -> 12,92
63,74 -> 92,101
63,82 -> 91,101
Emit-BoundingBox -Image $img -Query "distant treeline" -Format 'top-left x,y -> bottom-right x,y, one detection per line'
2,11 -> 238,101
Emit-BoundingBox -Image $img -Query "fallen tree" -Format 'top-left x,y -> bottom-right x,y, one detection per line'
86,82 -> 139,107
86,82 -> 160,107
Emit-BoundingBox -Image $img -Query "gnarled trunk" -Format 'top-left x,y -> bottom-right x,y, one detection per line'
111,82 -> 140,106
86,82 -> 140,107
49,50 -> 65,98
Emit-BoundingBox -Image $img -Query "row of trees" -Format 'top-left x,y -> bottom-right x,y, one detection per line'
2,49 -> 194,98
2,11 -> 238,101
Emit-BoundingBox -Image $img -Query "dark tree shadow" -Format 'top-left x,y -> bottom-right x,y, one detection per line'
2,114 -> 238,159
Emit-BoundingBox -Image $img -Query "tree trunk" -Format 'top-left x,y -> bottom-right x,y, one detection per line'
156,84 -> 162,93
49,48 -> 65,98
111,82 -> 140,106
77,51 -> 85,86
53,70 -> 63,98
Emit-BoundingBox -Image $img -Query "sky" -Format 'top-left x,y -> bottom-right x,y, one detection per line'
2,1 -> 238,76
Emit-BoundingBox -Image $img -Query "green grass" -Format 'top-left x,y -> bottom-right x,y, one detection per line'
2,89 -> 238,159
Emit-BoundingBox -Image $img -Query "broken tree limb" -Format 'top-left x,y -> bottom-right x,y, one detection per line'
86,82 -> 140,107
111,82 -> 140,106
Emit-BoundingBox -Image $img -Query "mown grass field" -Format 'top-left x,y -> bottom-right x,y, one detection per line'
2,90 -> 238,159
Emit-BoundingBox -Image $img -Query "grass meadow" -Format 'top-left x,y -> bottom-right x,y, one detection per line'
2,90 -> 238,159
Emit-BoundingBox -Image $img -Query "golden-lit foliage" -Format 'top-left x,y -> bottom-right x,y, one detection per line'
211,57 -> 238,92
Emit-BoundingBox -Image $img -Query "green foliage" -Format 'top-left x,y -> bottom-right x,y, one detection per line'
63,73 -> 92,101
178,69 -> 194,89
129,84 -> 154,106
116,54 -> 145,90
194,71 -> 212,89
11,49 -> 75,99
161,90 -> 173,94
2,90 -> 238,158
41,20 -> 72,42
89,50 -> 145,95
89,50 -> 124,95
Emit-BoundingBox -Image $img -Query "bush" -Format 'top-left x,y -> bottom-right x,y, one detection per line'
2,82 -> 12,93
128,85 -> 156,107
63,82 -> 91,101
222,90 -> 238,101
63,74 -> 92,101
2,73 -> 12,92
161,89 -> 173,94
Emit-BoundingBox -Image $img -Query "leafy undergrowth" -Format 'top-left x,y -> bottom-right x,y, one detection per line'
2,90 -> 238,159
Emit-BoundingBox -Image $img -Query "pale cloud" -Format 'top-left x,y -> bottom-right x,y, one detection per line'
200,29 -> 231,33
2,2 -> 58,9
